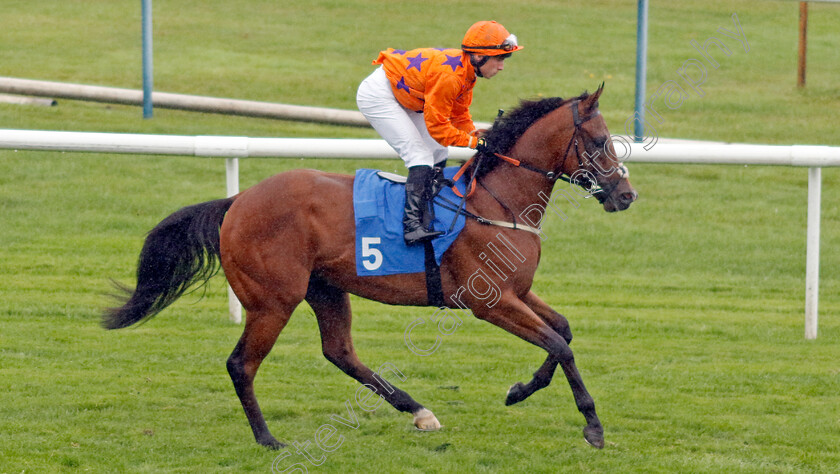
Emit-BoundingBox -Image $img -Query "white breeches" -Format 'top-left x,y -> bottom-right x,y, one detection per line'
356,67 -> 448,169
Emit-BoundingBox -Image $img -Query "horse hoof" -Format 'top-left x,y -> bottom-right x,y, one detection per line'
505,382 -> 526,406
413,408 -> 441,431
583,426 -> 604,449
258,437 -> 286,450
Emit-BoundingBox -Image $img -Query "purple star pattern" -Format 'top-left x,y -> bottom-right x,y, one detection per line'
406,53 -> 428,71
397,77 -> 410,92
442,54 -> 462,72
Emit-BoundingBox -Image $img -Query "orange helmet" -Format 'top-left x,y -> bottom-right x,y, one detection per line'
461,21 -> 523,56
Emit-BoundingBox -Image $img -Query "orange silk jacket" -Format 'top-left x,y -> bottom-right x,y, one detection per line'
373,47 -> 478,148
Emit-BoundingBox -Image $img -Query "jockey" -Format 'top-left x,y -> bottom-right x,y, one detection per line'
356,20 -> 523,245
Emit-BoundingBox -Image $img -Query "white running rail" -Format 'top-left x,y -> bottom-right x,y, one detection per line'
1,128 -> 836,339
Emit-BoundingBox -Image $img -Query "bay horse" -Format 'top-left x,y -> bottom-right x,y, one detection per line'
104,84 -> 636,450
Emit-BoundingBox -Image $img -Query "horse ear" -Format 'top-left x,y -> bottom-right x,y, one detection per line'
595,81 -> 605,99
585,82 -> 605,112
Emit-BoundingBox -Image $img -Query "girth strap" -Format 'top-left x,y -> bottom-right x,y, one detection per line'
423,240 -> 444,307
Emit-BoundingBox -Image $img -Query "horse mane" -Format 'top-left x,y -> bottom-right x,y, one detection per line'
470,91 -> 592,179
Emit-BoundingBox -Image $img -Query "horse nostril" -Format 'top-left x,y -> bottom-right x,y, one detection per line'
622,191 -> 637,203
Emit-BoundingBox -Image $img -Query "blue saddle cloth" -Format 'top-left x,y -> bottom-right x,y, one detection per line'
353,167 -> 466,276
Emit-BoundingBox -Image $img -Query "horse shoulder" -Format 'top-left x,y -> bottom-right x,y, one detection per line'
441,222 -> 542,306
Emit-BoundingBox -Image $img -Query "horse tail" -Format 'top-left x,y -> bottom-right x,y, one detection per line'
103,197 -> 235,329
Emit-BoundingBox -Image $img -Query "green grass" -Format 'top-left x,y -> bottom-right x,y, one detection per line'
2,1 -> 840,472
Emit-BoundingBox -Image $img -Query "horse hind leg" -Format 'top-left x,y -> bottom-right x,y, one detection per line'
305,278 -> 438,430
505,356 -> 558,406
226,305 -> 296,449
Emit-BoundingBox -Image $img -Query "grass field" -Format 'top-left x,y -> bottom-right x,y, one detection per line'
2,1 -> 840,472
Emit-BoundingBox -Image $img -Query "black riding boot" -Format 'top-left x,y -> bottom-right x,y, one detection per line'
403,165 -> 443,245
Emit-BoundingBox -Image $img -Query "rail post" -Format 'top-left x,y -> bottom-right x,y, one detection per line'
225,157 -> 242,324
805,166 -> 820,339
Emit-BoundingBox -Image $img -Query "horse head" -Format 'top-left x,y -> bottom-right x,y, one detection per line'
467,87 -> 637,213
563,84 -> 637,212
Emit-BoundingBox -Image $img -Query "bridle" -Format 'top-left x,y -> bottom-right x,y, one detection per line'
493,100 -> 628,204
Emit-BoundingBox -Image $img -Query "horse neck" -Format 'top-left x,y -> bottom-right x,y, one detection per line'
480,110 -> 573,214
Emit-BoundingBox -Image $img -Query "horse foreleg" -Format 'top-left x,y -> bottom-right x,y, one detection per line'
523,296 -> 604,447
227,309 -> 293,449
506,291 -> 574,405
305,279 -> 438,430
474,295 -> 603,448
524,291 -> 573,344
557,352 -> 604,448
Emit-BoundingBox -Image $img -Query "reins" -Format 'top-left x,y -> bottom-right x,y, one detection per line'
434,191 -> 543,236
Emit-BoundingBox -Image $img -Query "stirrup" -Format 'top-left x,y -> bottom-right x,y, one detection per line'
404,227 -> 443,245
431,177 -> 455,197
430,165 -> 454,197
